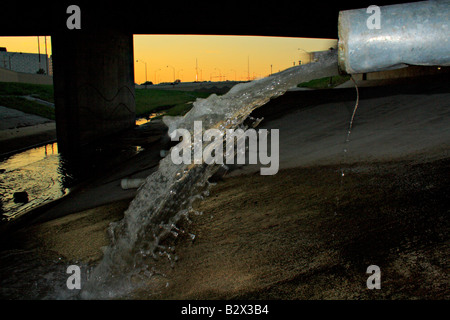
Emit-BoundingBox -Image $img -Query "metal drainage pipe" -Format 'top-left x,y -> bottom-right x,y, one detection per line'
338,0 -> 450,74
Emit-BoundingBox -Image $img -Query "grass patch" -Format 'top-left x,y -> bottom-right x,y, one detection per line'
0,96 -> 55,120
0,83 -> 211,119
0,82 -> 248,121
135,88 -> 210,116
165,102 -> 195,117
297,75 -> 351,89
0,82 -> 54,103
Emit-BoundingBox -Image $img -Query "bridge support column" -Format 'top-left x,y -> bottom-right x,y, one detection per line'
51,30 -> 135,154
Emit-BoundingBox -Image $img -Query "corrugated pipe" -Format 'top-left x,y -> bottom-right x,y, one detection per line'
338,0 -> 450,74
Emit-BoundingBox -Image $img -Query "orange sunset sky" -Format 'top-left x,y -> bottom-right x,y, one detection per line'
1,35 -> 337,84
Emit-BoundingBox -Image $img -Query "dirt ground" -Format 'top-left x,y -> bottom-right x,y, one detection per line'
1,74 -> 449,300
136,158 -> 449,300
3,156 -> 448,300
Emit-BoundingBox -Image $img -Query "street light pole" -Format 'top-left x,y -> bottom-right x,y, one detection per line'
214,67 -> 222,81
167,65 -> 175,82
297,48 -> 312,64
230,69 -> 236,81
45,36 -> 49,75
136,59 -> 148,87
154,68 -> 161,84
37,36 -> 41,71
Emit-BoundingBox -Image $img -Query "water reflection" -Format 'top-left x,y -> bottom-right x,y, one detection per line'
135,112 -> 165,126
0,142 -> 59,172
0,113 -> 160,224
0,139 -> 144,224
0,142 -> 67,223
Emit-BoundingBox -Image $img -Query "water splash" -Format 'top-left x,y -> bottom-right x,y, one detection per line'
81,50 -> 340,298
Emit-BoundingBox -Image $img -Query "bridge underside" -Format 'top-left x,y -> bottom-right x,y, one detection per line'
0,1 -> 416,154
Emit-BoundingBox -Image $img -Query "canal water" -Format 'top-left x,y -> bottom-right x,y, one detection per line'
0,142 -> 67,223
0,113 -> 164,225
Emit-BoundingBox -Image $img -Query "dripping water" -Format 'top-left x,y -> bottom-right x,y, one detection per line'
335,76 -> 360,215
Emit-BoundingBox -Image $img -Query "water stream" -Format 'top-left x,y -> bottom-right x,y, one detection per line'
78,50 -> 340,298
0,51 -> 340,299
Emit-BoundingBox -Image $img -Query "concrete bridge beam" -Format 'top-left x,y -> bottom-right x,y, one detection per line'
51,30 -> 135,154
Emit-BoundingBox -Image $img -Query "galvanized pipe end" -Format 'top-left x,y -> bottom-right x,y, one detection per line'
338,0 -> 450,74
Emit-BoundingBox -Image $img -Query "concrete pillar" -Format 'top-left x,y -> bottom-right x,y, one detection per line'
51,30 -> 135,154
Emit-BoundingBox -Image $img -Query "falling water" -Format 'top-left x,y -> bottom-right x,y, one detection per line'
77,50 -> 340,298
336,76 -> 360,213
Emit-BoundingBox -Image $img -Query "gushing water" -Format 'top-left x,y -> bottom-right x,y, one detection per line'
78,51 -> 340,298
